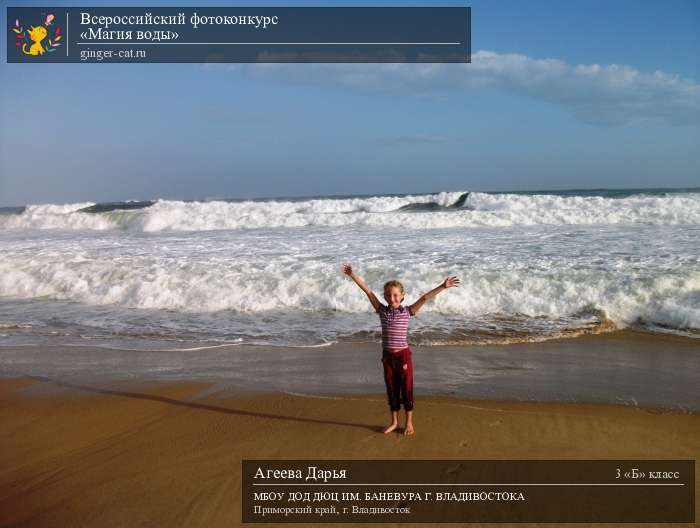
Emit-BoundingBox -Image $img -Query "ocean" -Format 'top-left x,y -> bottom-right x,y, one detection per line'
1,188 -> 699,352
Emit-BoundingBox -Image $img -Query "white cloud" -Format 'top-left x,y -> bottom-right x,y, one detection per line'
213,50 -> 700,126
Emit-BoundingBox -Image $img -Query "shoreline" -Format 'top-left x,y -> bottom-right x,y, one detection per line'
0,376 -> 698,527
1,329 -> 698,411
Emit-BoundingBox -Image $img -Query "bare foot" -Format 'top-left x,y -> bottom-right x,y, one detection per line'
403,424 -> 414,436
383,422 -> 398,434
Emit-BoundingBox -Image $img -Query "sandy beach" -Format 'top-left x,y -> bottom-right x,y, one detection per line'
1,367 -> 698,527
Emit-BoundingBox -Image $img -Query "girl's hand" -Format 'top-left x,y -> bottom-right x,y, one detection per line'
442,276 -> 460,289
342,263 -> 354,276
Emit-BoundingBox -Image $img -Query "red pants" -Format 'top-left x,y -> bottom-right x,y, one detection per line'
381,347 -> 414,411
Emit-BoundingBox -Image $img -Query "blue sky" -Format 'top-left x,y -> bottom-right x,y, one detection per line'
1,0 -> 698,206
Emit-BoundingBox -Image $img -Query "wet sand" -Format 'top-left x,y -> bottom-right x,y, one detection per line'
0,374 -> 697,528
1,330 -> 699,410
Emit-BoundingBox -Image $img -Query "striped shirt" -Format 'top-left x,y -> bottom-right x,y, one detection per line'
377,304 -> 414,352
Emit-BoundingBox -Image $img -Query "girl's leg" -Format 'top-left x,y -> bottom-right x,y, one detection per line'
401,349 -> 415,435
383,410 -> 399,434
382,356 -> 401,433
404,410 -> 414,435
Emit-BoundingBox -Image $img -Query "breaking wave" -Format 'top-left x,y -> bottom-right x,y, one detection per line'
1,190 -> 699,232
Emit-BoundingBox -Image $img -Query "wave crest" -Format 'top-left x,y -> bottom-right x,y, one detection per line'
1,191 -> 699,232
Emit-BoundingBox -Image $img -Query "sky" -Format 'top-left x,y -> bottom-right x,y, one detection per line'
1,0 -> 698,206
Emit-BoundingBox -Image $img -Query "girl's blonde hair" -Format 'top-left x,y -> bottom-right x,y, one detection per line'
383,280 -> 405,299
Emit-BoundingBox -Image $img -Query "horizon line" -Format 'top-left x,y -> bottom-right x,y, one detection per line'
1,185 -> 699,209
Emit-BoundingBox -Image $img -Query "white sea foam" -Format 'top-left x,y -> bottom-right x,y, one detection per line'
0,247 -> 698,331
1,190 -> 698,345
1,191 -> 699,232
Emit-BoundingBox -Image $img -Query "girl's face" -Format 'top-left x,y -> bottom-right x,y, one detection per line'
384,286 -> 404,308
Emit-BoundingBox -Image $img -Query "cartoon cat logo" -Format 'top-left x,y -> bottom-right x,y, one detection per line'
10,14 -> 61,57
23,25 -> 48,55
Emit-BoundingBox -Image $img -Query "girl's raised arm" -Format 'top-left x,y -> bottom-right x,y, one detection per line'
342,263 -> 382,312
408,276 -> 460,316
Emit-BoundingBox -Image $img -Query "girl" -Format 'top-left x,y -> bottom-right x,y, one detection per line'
342,264 -> 460,435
